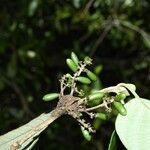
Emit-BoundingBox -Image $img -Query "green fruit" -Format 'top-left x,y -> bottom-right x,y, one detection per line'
71,52 -> 79,65
66,58 -> 78,72
88,92 -> 104,101
88,98 -> 103,106
115,93 -> 126,102
113,101 -> 127,116
42,93 -> 59,101
86,70 -> 97,81
76,76 -> 91,84
94,65 -> 103,75
95,113 -> 107,120
81,127 -> 91,141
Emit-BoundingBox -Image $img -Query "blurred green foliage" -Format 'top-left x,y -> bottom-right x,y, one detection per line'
0,0 -> 149,149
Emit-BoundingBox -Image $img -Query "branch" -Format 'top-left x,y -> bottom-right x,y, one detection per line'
83,0 -> 95,14
114,19 -> 150,45
0,83 -> 136,149
10,82 -> 34,117
70,62 -> 86,95
90,22 -> 113,56
85,103 -> 105,111
1,76 -> 33,117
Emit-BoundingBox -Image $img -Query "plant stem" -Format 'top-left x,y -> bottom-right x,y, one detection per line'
85,103 -> 105,112
70,63 -> 86,95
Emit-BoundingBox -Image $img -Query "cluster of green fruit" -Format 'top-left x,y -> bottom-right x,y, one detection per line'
87,91 -> 127,116
66,52 -> 97,84
42,52 -> 97,101
81,92 -> 127,141
42,52 -> 128,141
42,52 -> 127,117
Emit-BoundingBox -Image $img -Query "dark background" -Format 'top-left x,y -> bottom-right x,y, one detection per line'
0,0 -> 149,149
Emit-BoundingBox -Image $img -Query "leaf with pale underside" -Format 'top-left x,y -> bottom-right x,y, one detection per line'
0,113 -> 52,150
115,98 -> 150,150
117,83 -> 139,98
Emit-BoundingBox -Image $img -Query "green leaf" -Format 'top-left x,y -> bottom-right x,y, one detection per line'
115,98 -> 150,150
7,53 -> 17,78
142,32 -> 150,48
73,0 -> 81,8
108,130 -> 118,150
28,0 -> 39,17
42,93 -> 59,101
